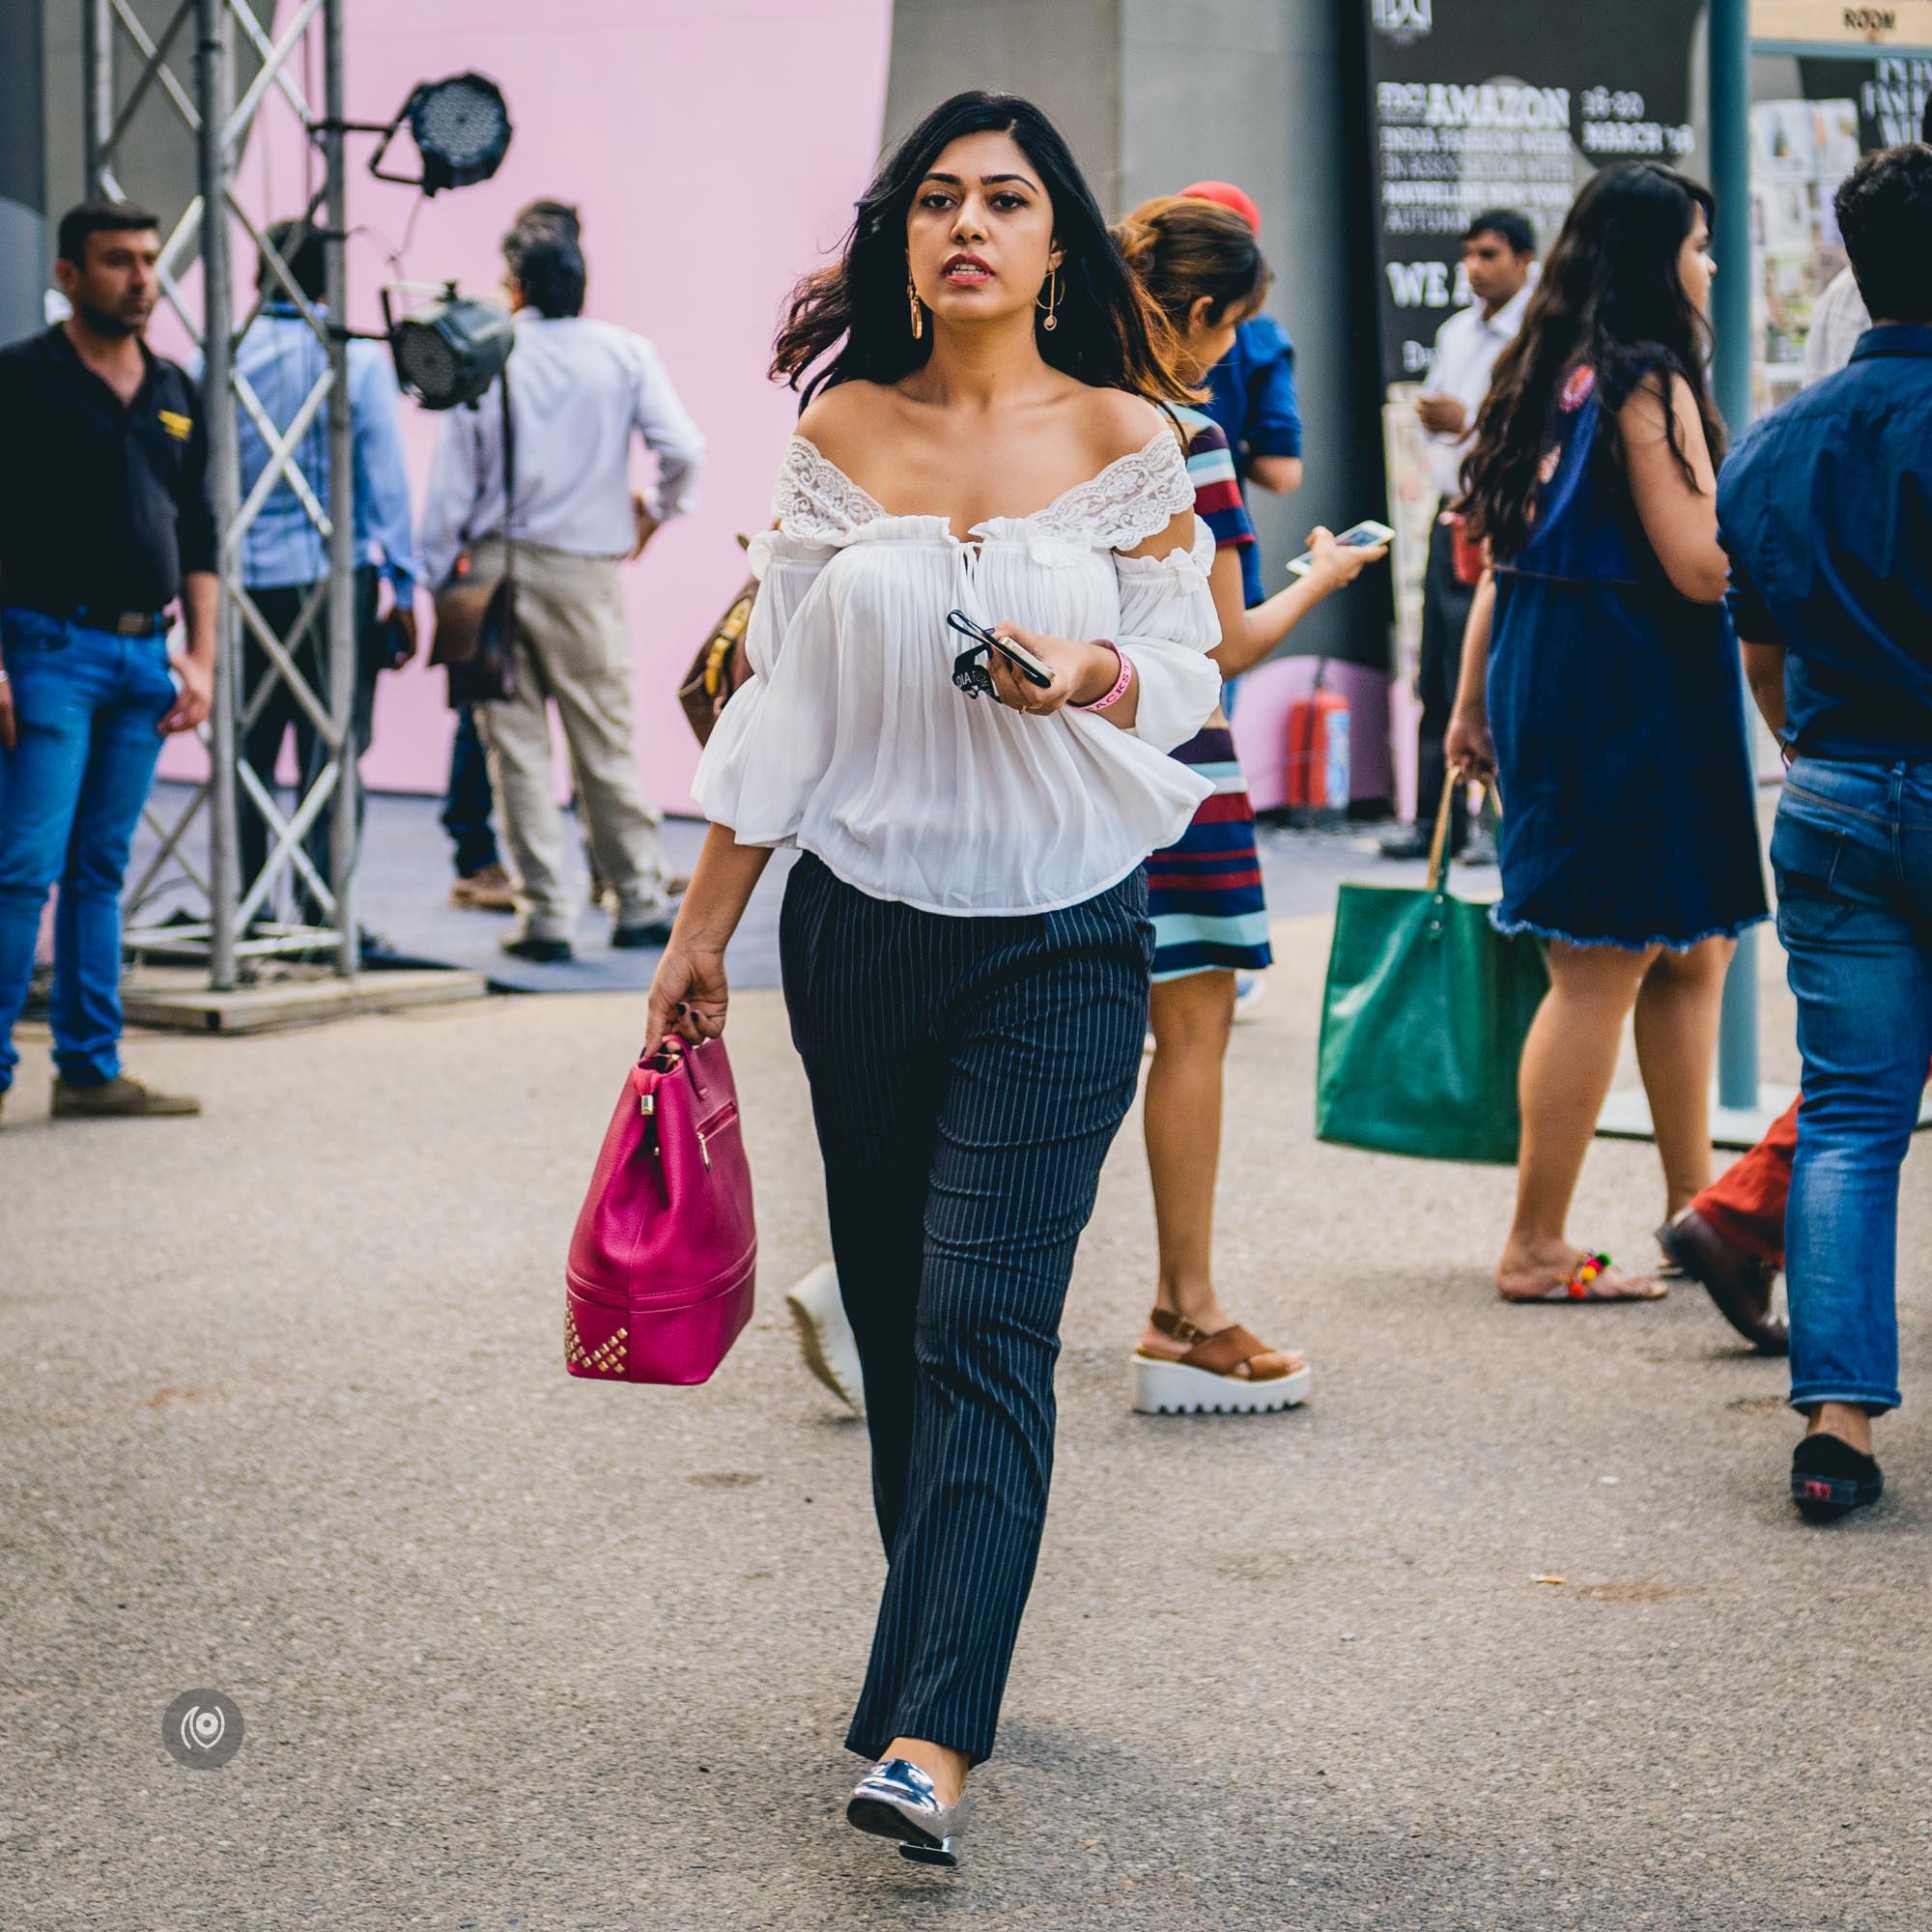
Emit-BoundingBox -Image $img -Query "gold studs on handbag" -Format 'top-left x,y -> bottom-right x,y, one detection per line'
908,277 -> 923,341
564,1306 -> 630,1375
1037,263 -> 1061,331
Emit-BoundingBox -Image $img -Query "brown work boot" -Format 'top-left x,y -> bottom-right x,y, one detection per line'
449,862 -> 517,912
52,1075 -> 202,1120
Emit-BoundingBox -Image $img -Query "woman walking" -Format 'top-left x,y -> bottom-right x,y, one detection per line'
1445,161 -> 1768,1304
1110,196 -> 1385,1412
645,94 -> 1222,1861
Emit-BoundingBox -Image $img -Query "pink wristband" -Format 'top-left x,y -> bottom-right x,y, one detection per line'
1074,640 -> 1133,713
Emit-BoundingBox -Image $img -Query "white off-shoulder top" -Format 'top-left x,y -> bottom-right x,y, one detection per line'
692,429 -> 1224,916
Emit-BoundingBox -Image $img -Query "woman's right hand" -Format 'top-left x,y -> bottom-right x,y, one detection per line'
1302,526 -> 1389,594
645,939 -> 730,1047
1443,707 -> 1496,784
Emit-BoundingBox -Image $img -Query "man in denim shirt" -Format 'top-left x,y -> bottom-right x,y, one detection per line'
213,220 -> 420,925
1717,144 -> 1932,1523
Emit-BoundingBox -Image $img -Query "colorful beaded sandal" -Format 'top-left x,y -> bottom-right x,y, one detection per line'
1504,1252 -> 1668,1303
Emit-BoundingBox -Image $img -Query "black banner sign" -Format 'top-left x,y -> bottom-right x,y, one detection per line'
1365,1 -> 1707,388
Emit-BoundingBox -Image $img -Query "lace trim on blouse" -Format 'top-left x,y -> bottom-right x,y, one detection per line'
771,436 -> 887,540
771,428 -> 1193,552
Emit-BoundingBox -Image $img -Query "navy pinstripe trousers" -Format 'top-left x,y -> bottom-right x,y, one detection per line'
781,853 -> 1152,1766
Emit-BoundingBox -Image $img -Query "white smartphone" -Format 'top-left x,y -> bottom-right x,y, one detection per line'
1286,520 -> 1396,579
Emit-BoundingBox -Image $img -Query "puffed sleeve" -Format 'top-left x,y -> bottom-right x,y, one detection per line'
688,528 -> 836,843
1111,540 -> 1224,753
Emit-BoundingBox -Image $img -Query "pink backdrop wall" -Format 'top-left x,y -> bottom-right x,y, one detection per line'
161,0 -> 893,810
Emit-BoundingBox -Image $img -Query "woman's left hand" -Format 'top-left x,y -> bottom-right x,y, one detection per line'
1443,706 -> 1496,784
984,624 -> 1117,717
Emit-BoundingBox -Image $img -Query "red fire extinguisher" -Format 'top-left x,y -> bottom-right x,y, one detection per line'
1286,659 -> 1351,819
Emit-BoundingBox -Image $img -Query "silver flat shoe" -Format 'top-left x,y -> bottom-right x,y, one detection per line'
846,1757 -> 964,1866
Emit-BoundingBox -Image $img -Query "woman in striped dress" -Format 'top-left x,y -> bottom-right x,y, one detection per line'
1113,198 -> 1388,1415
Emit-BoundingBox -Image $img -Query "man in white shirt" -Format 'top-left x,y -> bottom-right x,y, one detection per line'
1804,263 -> 1871,386
420,209 -> 705,962
1382,208 -> 1535,861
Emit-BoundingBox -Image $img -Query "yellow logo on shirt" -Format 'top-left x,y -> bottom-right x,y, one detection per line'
158,410 -> 193,440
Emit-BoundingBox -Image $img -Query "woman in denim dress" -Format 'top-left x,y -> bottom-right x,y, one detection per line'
1447,162 -> 1768,1305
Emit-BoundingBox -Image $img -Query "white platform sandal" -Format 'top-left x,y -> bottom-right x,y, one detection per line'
1132,1308 -> 1312,1415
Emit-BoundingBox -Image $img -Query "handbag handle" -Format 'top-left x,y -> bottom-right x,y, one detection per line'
634,1034 -> 714,1101
1426,767 -> 1503,895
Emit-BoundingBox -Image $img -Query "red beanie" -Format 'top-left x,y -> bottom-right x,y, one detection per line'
1179,180 -> 1263,234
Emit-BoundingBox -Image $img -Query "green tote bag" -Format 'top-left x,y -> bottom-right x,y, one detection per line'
1315,777 -> 1548,1165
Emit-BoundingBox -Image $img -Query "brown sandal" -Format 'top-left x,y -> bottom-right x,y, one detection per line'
1131,1308 -> 1312,1415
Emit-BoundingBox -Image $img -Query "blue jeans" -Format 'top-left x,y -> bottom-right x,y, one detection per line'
1774,756 -> 1932,1414
440,702 -> 499,877
0,609 -> 173,1093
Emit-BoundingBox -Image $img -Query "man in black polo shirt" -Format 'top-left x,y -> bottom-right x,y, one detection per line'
0,199 -> 216,1123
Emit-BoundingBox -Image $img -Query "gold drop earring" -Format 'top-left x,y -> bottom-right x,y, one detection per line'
1037,263 -> 1061,331
908,277 -> 923,340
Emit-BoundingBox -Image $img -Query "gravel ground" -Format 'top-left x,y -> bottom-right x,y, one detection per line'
3,911 -> 1928,1930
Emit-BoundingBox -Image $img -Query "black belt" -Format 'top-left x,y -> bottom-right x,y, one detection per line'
18,604 -> 169,637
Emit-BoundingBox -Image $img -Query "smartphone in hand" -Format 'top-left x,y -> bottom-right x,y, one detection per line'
944,609 -> 1054,687
1286,520 -> 1396,580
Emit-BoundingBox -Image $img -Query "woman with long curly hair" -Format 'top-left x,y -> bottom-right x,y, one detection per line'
1446,161 -> 1768,1305
644,93 -> 1223,1861
1110,195 -> 1385,1413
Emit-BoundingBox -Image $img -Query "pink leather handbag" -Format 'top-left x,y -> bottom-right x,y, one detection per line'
564,1037 -> 756,1385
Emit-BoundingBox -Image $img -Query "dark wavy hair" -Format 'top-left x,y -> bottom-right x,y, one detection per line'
1460,162 -> 1723,560
771,90 -> 1192,407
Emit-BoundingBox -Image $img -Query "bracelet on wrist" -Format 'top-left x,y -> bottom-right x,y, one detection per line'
1074,639 -> 1133,713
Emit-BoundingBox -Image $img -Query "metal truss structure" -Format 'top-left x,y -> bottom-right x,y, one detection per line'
85,0 -> 356,986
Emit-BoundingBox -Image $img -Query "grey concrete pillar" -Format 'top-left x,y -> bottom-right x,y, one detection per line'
1119,0 -> 1384,672
882,0 -> 1122,204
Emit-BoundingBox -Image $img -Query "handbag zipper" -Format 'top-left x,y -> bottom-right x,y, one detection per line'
694,1101 -> 740,1173
639,1090 -> 658,1153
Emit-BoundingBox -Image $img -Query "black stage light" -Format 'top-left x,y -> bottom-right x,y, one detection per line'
369,72 -> 513,196
384,283 -> 514,411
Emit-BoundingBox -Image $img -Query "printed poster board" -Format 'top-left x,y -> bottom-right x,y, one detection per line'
1748,48 -> 1931,411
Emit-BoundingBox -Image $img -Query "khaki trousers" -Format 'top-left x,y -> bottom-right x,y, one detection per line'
470,539 -> 671,940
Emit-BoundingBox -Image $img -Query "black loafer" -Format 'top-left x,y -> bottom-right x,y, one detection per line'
500,933 -> 574,965
1791,1433 -> 1883,1523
